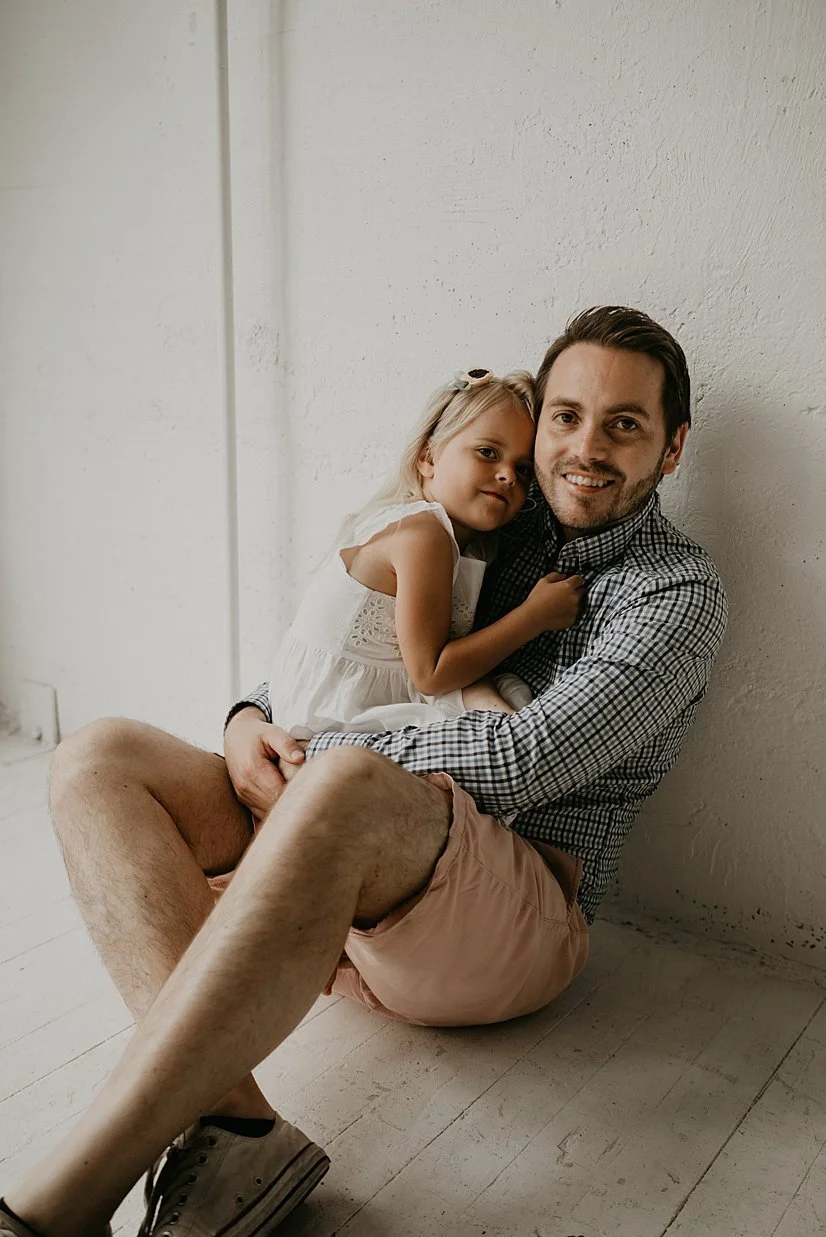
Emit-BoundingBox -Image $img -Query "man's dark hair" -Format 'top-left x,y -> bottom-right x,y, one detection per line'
535,306 -> 691,440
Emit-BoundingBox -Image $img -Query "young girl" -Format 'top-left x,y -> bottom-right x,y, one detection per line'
269,368 -> 584,738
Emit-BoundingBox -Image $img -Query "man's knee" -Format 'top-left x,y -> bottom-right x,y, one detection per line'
301,744 -> 393,790
50,717 -> 150,815
266,747 -> 401,851
292,747 -> 409,830
291,749 -> 450,925
280,745 -> 445,858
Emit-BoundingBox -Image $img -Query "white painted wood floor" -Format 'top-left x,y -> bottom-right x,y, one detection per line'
2,738 -> 826,1237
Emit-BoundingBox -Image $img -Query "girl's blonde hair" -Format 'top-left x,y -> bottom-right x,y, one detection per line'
341,370 -> 536,544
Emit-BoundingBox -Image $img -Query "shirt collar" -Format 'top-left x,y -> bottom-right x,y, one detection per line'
540,490 -> 660,573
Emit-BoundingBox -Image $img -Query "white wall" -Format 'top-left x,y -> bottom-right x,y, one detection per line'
2,1 -> 825,966
256,0 -> 826,966
0,1 -> 234,748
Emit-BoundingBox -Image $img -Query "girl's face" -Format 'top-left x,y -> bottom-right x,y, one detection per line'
418,400 -> 535,545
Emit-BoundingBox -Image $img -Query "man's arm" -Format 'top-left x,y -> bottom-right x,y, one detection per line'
304,574 -> 728,816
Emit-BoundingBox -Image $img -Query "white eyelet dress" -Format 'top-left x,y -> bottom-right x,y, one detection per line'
268,501 -> 489,739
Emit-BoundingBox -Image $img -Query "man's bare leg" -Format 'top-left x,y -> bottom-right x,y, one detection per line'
43,718 -> 275,1118
6,740 -> 450,1237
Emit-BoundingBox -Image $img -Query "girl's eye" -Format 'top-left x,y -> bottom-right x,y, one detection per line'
477,446 -> 497,459
516,464 -> 533,481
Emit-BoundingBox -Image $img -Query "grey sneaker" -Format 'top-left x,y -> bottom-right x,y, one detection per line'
0,1204 -> 111,1237
138,1117 -> 331,1236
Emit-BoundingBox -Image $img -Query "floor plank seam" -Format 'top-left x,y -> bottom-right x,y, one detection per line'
767,1132 -> 826,1236
323,956 -> 640,1232
304,1019 -> 392,1098
299,995 -> 343,1025
651,1003 -> 742,1113
0,1022 -> 133,1113
458,941 -> 658,1178
453,1005 -> 665,1224
0,923 -> 82,964
0,991 -> 129,1060
0,922 -> 80,969
656,990 -> 826,1236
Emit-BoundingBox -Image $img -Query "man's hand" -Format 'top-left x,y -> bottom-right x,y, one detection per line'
279,738 -> 308,783
223,707 -> 306,820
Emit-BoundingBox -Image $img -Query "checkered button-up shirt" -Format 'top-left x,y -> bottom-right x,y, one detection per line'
234,492 -> 727,922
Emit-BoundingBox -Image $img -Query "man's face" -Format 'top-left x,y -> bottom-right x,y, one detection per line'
533,342 -> 687,541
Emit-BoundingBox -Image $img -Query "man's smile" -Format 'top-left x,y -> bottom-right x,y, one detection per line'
562,472 -> 615,490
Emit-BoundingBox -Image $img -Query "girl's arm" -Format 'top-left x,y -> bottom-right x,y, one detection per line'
389,513 -> 584,696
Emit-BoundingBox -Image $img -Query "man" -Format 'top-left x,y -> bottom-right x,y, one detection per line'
2,307 -> 726,1237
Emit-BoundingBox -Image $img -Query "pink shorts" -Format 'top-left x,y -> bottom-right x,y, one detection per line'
209,772 -> 589,1029
329,773 -> 589,1027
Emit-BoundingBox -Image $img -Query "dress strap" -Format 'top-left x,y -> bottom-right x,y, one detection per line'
347,501 -> 461,578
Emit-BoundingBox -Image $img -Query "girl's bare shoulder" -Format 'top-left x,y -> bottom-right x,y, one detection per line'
342,507 -> 453,594
385,507 -> 452,543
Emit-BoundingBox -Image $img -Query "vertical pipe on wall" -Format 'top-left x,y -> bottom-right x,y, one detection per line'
218,0 -> 292,694
271,0 -> 296,643
215,0 -> 241,702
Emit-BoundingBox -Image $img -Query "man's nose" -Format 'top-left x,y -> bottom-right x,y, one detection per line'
573,422 -> 610,460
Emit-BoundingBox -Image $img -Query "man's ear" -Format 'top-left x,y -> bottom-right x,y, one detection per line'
661,423 -> 688,477
417,441 -> 436,480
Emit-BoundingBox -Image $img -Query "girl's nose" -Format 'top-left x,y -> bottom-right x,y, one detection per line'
496,464 -> 516,486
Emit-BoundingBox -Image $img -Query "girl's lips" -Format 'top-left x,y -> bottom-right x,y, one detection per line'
481,490 -> 509,505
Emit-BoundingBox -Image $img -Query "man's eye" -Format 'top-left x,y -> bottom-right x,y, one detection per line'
615,418 -> 639,432
554,412 -> 577,424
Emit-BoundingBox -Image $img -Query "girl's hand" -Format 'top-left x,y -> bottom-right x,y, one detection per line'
224,707 -> 306,819
522,571 -> 586,632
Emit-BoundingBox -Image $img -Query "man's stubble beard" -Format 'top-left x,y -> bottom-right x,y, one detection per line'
534,449 -> 668,536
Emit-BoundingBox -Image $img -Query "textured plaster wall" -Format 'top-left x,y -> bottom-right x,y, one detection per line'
0,2 -> 233,746
256,0 -> 826,965
1,1 -> 824,963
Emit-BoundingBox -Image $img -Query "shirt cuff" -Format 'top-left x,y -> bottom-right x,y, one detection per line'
305,729 -> 374,757
224,682 -> 272,732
